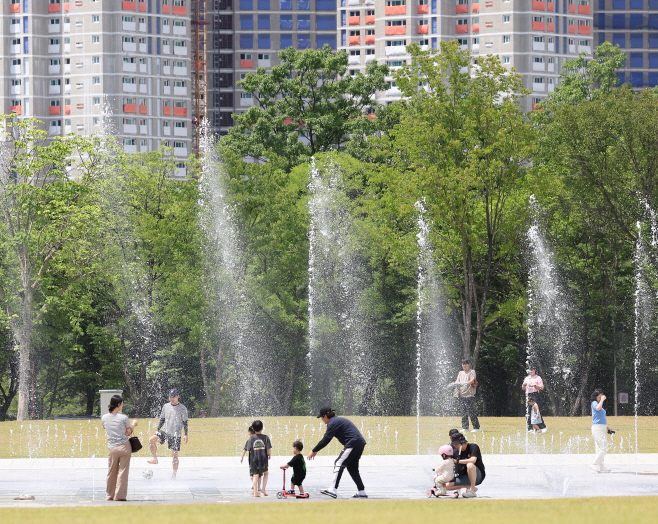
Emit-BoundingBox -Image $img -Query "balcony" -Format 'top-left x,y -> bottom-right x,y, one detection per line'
568,24 -> 575,34
579,4 -> 590,14
64,22 -> 70,32
577,25 -> 591,35
49,23 -> 61,33
533,62 -> 545,71
547,1 -> 555,10
532,1 -> 545,10
173,5 -> 186,15
349,16 -> 360,25
456,4 -> 468,13
10,3 -> 20,12
418,25 -> 428,34
174,127 -> 187,136
163,45 -> 171,54
548,42 -> 555,51
122,1 -> 136,10
472,2 -> 479,11
418,4 -> 428,14
569,43 -> 576,53
349,35 -> 361,45
385,26 -> 406,35
163,65 -> 171,75
548,23 -> 554,32
49,106 -> 61,116
456,24 -> 468,34
175,167 -> 186,178
365,35 -> 375,44
173,66 -> 187,75
164,126 -> 171,136
163,24 -> 171,33
174,147 -> 188,157
163,4 -> 170,13
139,1 -> 147,11
533,41 -> 545,50
365,15 -> 374,24
49,3 -> 61,13
532,22 -> 545,31
140,64 -> 147,73
123,42 -> 137,52
11,85 -> 22,95
50,125 -> 62,135
123,62 -> 137,72
548,62 -> 555,73
385,45 -> 406,56
568,4 -> 575,12
123,21 -> 136,31
164,86 -> 171,95
173,25 -> 185,36
124,124 -> 137,134
139,84 -> 147,93
578,44 -> 591,53
139,43 -> 147,53
124,145 -> 137,154
385,5 -> 405,15
63,2 -> 69,11
49,84 -> 61,94
140,125 -> 147,134
10,23 -> 20,34
385,86 -> 401,96
173,45 -> 187,56
164,106 -> 171,115
10,65 -> 21,74
348,55 -> 360,65
548,83 -> 555,93
472,23 -> 479,33
532,82 -> 546,92
240,96 -> 254,107
49,64 -> 61,74
64,64 -> 71,73
10,44 -> 21,54
64,43 -> 70,52
174,86 -> 187,95
123,83 -> 137,93
65,105 -> 71,114
174,107 -> 186,116
10,106 -> 22,115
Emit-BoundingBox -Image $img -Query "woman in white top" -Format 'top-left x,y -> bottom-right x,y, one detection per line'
101,395 -> 138,501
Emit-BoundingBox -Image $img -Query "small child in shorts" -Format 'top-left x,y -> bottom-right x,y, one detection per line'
281,440 -> 306,495
528,398 -> 546,433
434,445 -> 456,495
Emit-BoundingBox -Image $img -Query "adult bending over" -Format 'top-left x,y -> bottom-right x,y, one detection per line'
590,389 -> 612,473
101,394 -> 138,501
308,407 -> 368,499
444,433 -> 485,498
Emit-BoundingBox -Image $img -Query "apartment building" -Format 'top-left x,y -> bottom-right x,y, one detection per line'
594,0 -> 658,88
2,0 -> 192,176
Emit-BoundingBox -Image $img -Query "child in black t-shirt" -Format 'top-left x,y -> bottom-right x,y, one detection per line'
282,440 -> 306,495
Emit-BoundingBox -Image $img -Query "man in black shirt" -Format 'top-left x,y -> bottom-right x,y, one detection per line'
308,407 -> 368,499
444,433 -> 485,498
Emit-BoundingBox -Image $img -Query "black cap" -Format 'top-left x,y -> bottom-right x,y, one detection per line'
317,406 -> 333,418
452,432 -> 468,444
168,388 -> 180,397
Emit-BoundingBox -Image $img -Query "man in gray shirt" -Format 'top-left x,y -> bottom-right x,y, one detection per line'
148,388 -> 189,479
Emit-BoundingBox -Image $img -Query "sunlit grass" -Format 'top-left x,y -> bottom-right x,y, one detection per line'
0,416 -> 655,459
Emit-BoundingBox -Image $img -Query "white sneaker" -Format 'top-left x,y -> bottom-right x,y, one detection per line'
600,466 -> 611,473
462,429 -> 470,433
436,486 -> 447,495
320,489 -> 337,499
471,428 -> 483,433
463,489 -> 477,498
589,464 -> 601,473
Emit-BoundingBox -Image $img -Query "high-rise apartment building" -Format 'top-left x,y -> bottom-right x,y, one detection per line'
594,0 -> 658,89
2,0 -> 192,177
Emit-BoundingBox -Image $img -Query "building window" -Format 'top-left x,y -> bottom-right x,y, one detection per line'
93,77 -> 100,84
503,56 -> 510,64
93,56 -> 100,64
503,35 -> 510,43
93,15 -> 100,22
93,36 -> 100,43
503,15 -> 510,23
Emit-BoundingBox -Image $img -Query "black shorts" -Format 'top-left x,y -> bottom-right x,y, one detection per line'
291,474 -> 306,486
156,430 -> 181,451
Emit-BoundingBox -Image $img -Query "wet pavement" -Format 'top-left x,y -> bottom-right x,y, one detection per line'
1,453 -> 657,507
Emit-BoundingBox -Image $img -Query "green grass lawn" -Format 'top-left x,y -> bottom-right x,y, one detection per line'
1,497 -> 657,524
1,416 -> 656,459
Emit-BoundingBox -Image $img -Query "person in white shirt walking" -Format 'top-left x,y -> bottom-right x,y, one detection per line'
454,359 -> 481,433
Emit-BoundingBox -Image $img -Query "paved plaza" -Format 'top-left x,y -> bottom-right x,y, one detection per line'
0,453 -> 657,507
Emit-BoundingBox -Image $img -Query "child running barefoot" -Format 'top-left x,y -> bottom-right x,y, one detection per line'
241,420 -> 272,497
281,440 -> 306,495
433,445 -> 456,495
528,399 -> 546,433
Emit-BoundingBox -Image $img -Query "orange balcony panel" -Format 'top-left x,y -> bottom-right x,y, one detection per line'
348,16 -> 360,25
418,4 -> 429,14
385,5 -> 406,15
568,24 -> 575,33
122,1 -> 136,10
456,4 -> 468,13
547,2 -> 555,11
163,5 -> 170,13
417,25 -> 429,34
485,22 -> 493,27
577,25 -> 591,34
348,35 -> 361,45
75,1 -> 83,5
63,2 -> 69,11
49,106 -> 61,115
472,23 -> 479,33
10,106 -> 21,115
365,15 -> 375,24
48,3 -> 61,12
568,4 -> 575,12
139,2 -> 147,11
10,4 -> 20,13
532,103 -> 538,111
240,59 -> 254,68
368,113 -> 375,120
456,24 -> 468,34
532,1 -> 545,10
548,23 -> 555,31
365,34 -> 375,44
173,107 -> 186,116
65,105 -> 71,114
163,106 -> 171,115
485,1 -> 493,5
578,5 -> 590,14
532,21 -> 545,30
385,25 -> 406,35
283,118 -> 293,125
124,104 -> 137,113
140,105 -> 148,114
472,3 -> 479,12
76,104 -> 84,109
173,5 -> 186,15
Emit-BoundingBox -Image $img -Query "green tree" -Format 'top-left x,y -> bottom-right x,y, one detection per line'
220,46 -> 389,171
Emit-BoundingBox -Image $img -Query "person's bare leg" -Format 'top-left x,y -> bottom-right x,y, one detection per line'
261,470 -> 268,496
466,463 -> 477,490
290,480 -> 295,492
171,450 -> 179,479
252,473 -> 260,497
299,483 -> 305,494
148,435 -> 159,464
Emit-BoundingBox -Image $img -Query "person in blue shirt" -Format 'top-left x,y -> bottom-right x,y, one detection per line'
590,389 -> 613,473
308,407 -> 367,499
